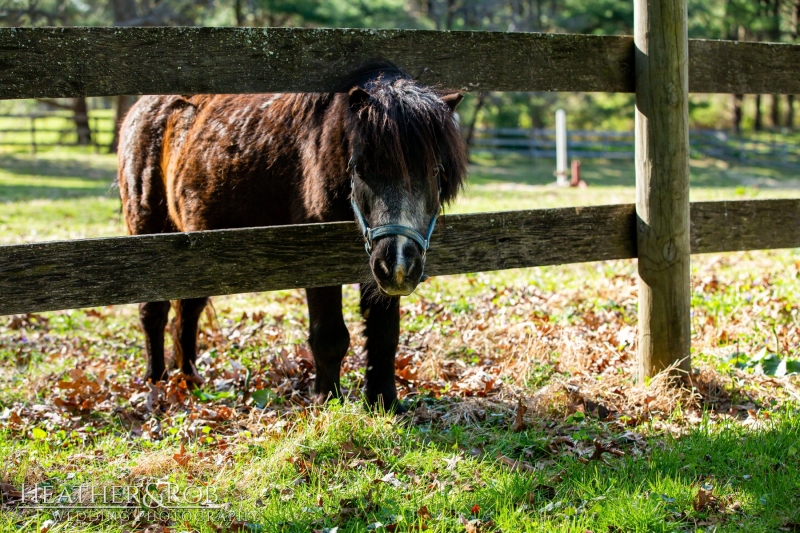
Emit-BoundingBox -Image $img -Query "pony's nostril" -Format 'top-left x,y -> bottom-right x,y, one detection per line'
375,259 -> 392,280
407,257 -> 423,280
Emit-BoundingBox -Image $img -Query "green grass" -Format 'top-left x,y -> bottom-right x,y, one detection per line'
0,149 -> 799,532
1,405 -> 799,532
452,153 -> 800,213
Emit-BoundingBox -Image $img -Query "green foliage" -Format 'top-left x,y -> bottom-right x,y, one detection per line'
727,348 -> 800,377
243,0 -> 414,28
3,0 -> 798,133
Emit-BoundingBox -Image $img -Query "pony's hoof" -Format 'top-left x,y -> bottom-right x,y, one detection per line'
312,391 -> 343,406
143,373 -> 167,385
179,372 -> 205,388
366,394 -> 407,415
390,400 -> 408,415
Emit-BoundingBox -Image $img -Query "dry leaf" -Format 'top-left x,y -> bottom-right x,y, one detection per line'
693,486 -> 717,512
497,454 -> 536,472
173,443 -> 191,467
512,398 -> 527,432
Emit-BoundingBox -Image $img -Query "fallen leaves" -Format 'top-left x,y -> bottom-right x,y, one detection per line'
511,398 -> 527,432
417,505 -> 432,520
0,483 -> 22,504
576,439 -> 625,464
173,443 -> 191,467
53,368 -> 108,411
497,454 -> 536,473
693,485 -> 717,512
459,515 -> 494,533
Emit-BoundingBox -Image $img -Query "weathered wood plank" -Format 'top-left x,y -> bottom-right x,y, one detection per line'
0,206 -> 636,316
634,0 -> 692,377
689,39 -> 800,95
690,200 -> 800,254
0,200 -> 797,317
0,27 -> 635,99
0,27 -> 797,98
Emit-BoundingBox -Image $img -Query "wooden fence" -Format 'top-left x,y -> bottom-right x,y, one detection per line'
0,113 -> 114,153
472,128 -> 800,167
0,21 -> 799,379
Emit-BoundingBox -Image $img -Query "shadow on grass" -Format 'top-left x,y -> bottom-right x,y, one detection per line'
405,405 -> 800,532
0,153 -> 117,202
239,391 -> 800,532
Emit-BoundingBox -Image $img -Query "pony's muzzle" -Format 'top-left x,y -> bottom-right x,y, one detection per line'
370,237 -> 425,296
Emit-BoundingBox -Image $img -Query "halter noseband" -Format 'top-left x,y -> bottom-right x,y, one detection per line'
349,160 -> 441,257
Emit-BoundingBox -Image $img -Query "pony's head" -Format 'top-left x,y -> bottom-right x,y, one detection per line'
345,67 -> 467,296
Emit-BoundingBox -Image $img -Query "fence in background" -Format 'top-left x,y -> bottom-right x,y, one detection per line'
4,111 -> 798,171
472,127 -> 800,167
0,113 -> 115,153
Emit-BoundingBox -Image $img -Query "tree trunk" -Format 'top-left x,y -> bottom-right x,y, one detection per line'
445,0 -> 455,29
755,94 -> 763,131
732,94 -> 743,133
111,0 -> 138,23
464,92 -> 486,161
427,0 -> 438,28
771,94 -> 780,128
235,0 -> 242,26
73,97 -> 91,146
109,95 -> 133,153
792,2 -> 799,130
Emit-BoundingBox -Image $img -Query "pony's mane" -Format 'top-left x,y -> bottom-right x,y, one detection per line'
343,63 -> 467,204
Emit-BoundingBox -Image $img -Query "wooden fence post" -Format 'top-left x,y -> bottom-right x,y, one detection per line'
635,0 -> 691,379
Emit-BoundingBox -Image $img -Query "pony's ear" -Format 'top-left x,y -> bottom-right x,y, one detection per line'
348,87 -> 370,110
441,93 -> 464,112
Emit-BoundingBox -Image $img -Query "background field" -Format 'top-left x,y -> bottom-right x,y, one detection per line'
0,149 -> 799,532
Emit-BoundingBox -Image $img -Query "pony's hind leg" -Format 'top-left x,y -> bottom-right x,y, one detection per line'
359,283 -> 404,413
306,286 -> 350,403
173,297 -> 208,385
140,301 -> 171,382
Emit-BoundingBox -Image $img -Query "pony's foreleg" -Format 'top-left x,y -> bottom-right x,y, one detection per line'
306,286 -> 350,403
139,301 -> 171,383
359,283 -> 404,413
173,297 -> 208,386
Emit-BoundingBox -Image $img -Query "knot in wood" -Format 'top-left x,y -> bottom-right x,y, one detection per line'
176,233 -> 201,249
666,81 -> 680,107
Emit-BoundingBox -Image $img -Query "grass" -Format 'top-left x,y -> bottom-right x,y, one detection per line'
2,406 -> 799,532
0,149 -> 799,532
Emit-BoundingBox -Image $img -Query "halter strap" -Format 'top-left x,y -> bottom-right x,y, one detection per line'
350,163 -> 441,257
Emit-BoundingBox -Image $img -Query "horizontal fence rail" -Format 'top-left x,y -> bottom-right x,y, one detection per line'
0,114 -> 114,152
0,199 -> 798,316
472,128 -> 800,167
1,28 -> 799,99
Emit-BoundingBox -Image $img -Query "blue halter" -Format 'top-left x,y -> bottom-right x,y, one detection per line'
349,162 -> 441,257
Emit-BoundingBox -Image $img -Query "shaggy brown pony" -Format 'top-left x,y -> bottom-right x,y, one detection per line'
117,65 -> 467,411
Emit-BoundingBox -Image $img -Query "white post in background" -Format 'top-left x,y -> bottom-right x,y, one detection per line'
555,109 -> 569,186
